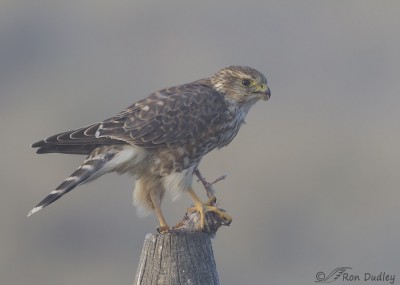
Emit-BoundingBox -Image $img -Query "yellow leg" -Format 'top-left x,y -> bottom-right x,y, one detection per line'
186,187 -> 232,230
150,191 -> 170,233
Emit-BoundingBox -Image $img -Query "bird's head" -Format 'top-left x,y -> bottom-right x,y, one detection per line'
210,66 -> 271,107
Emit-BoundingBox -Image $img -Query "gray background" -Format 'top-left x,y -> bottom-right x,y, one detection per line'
1,1 -> 400,284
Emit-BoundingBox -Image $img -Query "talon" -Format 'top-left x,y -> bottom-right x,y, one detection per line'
157,225 -> 170,233
205,196 -> 217,206
173,220 -> 185,229
187,206 -> 196,213
208,205 -> 232,225
186,187 -> 231,231
187,202 -> 232,230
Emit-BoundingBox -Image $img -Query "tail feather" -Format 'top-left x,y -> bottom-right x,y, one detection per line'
27,156 -> 106,217
28,145 -> 140,217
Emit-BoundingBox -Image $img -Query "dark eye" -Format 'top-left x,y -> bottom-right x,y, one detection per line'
241,79 -> 251,86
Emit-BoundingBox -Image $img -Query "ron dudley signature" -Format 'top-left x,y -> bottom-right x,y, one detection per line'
315,267 -> 396,284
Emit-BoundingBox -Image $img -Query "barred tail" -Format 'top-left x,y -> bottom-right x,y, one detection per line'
27,157 -> 106,217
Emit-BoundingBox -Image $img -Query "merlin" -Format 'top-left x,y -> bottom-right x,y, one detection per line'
29,66 -> 271,232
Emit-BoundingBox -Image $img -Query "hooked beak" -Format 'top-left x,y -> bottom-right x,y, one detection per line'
253,85 -> 271,101
262,86 -> 271,100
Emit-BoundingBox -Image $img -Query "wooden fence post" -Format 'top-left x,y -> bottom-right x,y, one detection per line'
134,232 -> 220,285
134,172 -> 229,284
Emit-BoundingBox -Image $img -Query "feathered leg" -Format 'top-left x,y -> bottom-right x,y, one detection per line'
149,188 -> 170,233
133,177 -> 170,232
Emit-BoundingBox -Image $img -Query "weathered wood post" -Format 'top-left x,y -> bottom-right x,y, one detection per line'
134,172 -> 229,285
134,232 -> 220,285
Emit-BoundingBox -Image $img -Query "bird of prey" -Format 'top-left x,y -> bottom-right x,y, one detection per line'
29,66 -> 271,232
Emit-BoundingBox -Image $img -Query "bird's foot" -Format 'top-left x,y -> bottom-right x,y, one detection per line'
205,196 -> 217,206
187,196 -> 232,230
156,225 -> 171,234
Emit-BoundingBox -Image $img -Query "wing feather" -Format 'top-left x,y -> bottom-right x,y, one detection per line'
31,123 -> 125,155
32,81 -> 228,154
97,83 -> 227,148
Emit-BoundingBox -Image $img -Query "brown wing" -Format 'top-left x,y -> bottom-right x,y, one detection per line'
32,82 -> 227,154
31,123 -> 126,154
98,82 -> 228,148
